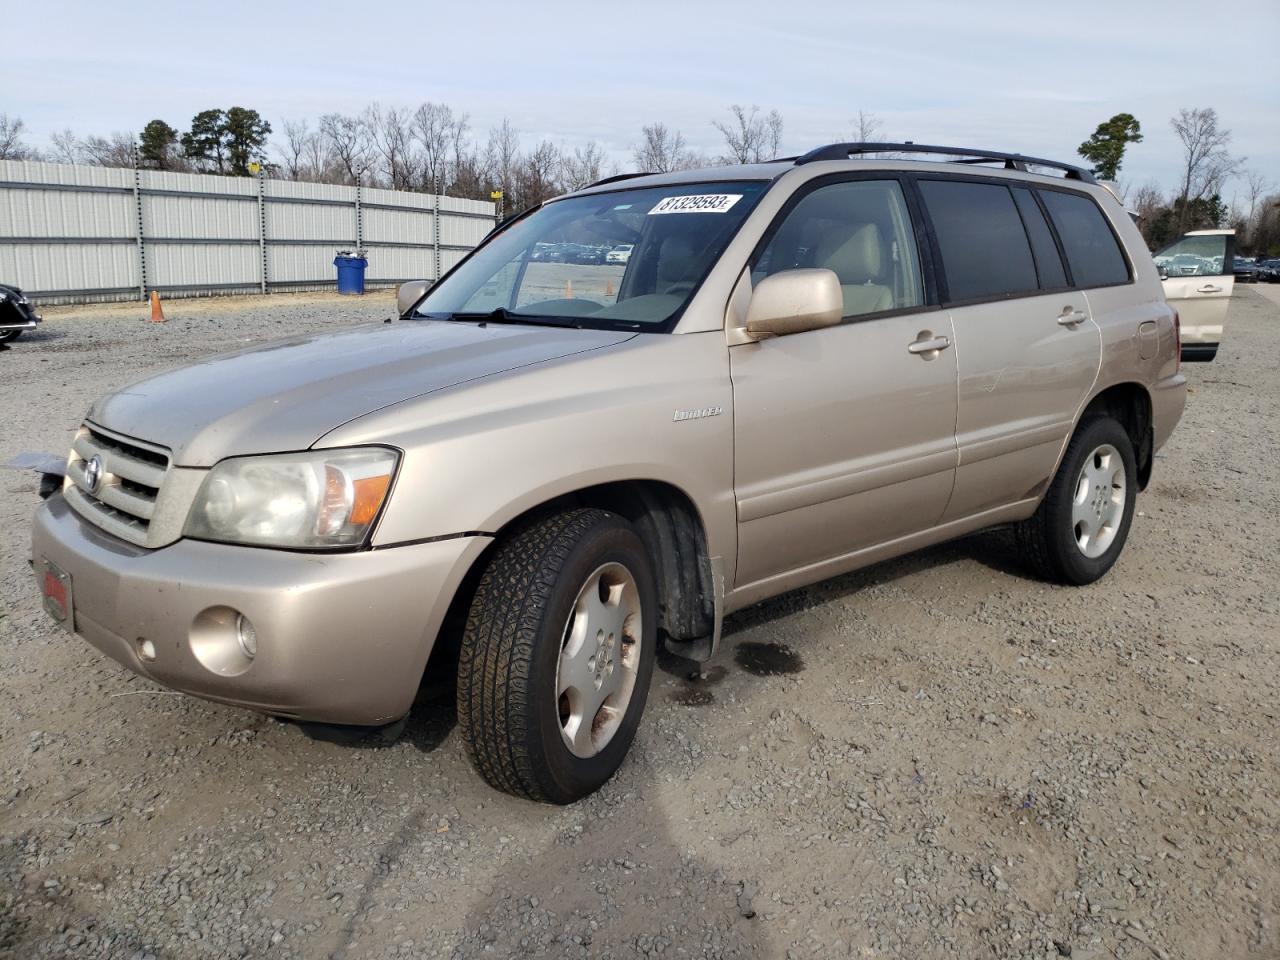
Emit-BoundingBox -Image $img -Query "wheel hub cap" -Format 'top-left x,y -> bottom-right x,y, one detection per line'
555,562 -> 641,758
1071,443 -> 1126,559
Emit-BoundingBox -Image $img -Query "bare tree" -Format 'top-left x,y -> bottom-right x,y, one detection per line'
0,113 -> 34,160
559,140 -> 608,191
276,118 -> 314,180
516,140 -> 563,209
1171,107 -> 1241,231
364,102 -> 417,190
486,118 -> 521,208
319,113 -> 373,184
411,102 -> 457,192
712,105 -> 784,164
451,144 -> 489,203
853,109 -> 884,142
633,122 -> 696,173
79,133 -> 137,167
301,128 -> 330,182
1242,169 -> 1273,225
48,129 -> 83,164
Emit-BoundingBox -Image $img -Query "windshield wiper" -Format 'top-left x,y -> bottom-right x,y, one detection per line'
427,307 -> 579,328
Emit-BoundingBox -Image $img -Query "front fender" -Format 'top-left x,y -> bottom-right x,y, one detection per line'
320,331 -> 738,579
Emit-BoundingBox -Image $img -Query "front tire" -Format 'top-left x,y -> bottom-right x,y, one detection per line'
1017,416 -> 1138,585
456,508 -> 657,803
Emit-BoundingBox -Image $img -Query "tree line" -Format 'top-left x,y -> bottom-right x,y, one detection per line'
0,104 -> 1274,254
0,103 -> 785,216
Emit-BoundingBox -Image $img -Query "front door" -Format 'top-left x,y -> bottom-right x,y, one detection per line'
730,177 -> 958,589
1154,230 -> 1235,361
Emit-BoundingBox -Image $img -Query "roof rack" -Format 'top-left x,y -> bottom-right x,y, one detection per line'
795,142 -> 1095,183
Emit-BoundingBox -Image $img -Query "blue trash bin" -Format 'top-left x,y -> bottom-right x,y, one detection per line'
334,255 -> 368,295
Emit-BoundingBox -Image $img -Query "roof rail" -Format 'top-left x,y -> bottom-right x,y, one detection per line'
795,142 -> 1095,183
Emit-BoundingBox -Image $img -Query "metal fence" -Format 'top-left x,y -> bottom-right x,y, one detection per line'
0,159 -> 497,304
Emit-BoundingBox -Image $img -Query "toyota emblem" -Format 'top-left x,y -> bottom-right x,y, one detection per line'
84,455 -> 104,494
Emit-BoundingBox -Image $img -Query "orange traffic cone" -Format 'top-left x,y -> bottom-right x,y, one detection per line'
605,279 -> 615,297
149,290 -> 166,323
565,279 -> 574,299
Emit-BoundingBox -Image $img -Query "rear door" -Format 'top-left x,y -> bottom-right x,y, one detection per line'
915,178 -> 1104,522
1153,230 -> 1234,361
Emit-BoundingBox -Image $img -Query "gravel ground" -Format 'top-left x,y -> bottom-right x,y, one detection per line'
1,289 -> 1277,960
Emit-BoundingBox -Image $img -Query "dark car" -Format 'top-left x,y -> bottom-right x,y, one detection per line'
0,283 -> 41,346
1232,257 -> 1259,283
1257,259 -> 1280,283
554,243 -> 598,265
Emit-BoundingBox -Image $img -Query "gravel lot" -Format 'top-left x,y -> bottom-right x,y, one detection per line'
1,289 -> 1277,959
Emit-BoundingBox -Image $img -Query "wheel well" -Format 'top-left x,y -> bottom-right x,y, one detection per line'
522,481 -> 716,649
421,481 -> 716,700
1082,383 -> 1153,489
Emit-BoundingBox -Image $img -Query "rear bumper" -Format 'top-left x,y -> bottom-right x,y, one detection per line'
0,317 -> 38,333
1151,371 -> 1187,453
31,494 -> 489,725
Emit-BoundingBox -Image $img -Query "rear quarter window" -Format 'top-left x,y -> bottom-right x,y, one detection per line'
1011,188 -> 1068,290
1039,189 -> 1130,288
918,179 -> 1038,302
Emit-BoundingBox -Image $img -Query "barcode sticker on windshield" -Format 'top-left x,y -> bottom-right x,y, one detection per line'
648,194 -> 742,215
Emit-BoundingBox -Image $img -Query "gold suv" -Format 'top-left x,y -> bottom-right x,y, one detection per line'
32,143 -> 1186,803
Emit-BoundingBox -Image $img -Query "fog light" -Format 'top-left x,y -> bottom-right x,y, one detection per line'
235,615 -> 257,660
137,638 -> 157,662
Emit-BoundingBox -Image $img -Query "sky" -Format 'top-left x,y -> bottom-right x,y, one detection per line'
5,0 -> 1279,203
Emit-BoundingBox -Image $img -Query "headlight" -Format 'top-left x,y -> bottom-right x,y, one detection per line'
184,447 -> 398,549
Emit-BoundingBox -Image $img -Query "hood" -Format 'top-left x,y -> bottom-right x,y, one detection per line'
90,320 -> 636,466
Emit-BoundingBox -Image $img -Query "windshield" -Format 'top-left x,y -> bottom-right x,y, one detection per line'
413,181 -> 769,331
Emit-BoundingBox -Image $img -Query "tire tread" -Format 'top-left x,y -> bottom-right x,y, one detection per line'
456,508 -> 613,802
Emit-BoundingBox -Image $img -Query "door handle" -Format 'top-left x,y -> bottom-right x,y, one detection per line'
907,334 -> 951,356
1196,284 -> 1223,294
1058,308 -> 1087,326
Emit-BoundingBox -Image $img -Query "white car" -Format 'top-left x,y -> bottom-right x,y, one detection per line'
605,244 -> 633,265
1154,229 -> 1235,362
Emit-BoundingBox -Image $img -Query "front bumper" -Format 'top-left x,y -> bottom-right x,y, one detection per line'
31,494 -> 489,725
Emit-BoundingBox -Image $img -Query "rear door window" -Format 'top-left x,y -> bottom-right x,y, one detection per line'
1011,188 -> 1068,290
1038,189 -> 1130,288
918,180 -> 1038,302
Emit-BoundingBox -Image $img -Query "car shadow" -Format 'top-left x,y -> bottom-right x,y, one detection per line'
3,326 -> 68,346
437,795 -> 768,958
722,525 -> 1035,640
293,693 -> 456,755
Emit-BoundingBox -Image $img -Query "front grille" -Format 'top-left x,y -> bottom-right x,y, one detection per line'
64,424 -> 172,547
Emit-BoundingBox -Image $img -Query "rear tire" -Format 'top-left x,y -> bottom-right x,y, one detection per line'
456,508 -> 657,803
1017,416 -> 1138,585
0,330 -> 21,344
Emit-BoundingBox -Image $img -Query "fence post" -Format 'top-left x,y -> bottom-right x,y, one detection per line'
433,174 -> 441,285
132,149 -> 146,301
257,168 -> 268,295
354,178 -> 363,252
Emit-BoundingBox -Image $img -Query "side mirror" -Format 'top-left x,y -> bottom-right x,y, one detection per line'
396,279 -> 431,317
745,268 -> 844,338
